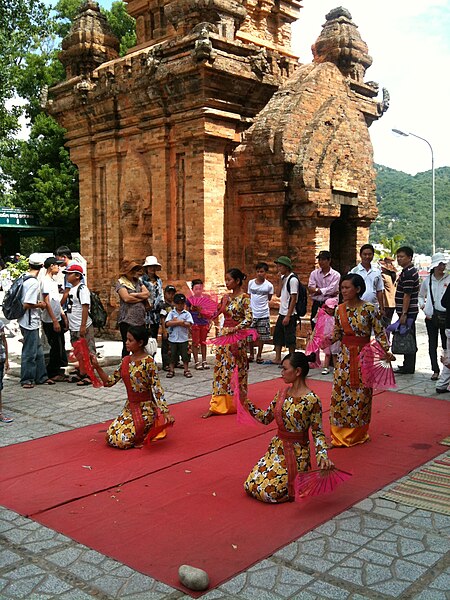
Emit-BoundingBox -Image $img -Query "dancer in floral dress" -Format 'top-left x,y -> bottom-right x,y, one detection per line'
330,273 -> 393,448
202,268 -> 252,418
92,326 -> 174,449
244,351 -> 333,503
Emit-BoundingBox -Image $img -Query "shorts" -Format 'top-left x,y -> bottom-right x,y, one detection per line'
70,325 -> 96,355
0,361 -> 4,392
169,341 -> 190,364
273,314 -> 297,348
250,317 -> 271,341
191,324 -> 209,346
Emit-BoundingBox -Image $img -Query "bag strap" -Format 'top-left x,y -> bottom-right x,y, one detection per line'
429,275 -> 435,308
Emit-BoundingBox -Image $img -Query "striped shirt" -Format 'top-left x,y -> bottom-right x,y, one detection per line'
395,265 -> 420,316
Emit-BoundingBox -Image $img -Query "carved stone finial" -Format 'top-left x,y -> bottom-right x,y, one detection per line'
192,23 -> 216,63
311,6 -> 372,82
249,48 -> 270,78
59,0 -> 120,79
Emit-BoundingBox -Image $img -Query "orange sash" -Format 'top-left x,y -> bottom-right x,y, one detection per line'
338,304 -> 370,388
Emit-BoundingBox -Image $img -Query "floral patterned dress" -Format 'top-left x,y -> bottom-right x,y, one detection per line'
105,355 -> 169,449
330,302 -> 389,447
244,390 -> 328,503
209,293 -> 252,415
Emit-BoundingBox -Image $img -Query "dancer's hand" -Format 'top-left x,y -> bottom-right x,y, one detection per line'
384,352 -> 396,362
90,353 -> 99,368
318,457 -> 334,470
165,413 -> 175,425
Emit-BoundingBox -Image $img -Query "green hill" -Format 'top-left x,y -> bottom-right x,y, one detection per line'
370,164 -> 450,255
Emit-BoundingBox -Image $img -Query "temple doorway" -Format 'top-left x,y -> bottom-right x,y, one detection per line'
329,203 -> 358,275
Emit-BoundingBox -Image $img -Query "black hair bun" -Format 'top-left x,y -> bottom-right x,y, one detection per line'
306,352 -> 316,363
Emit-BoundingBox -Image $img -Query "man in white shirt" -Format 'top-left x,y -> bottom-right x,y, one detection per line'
19,254 -> 53,388
350,244 -> 384,311
273,256 -> 298,364
41,257 -> 68,381
248,262 -> 274,363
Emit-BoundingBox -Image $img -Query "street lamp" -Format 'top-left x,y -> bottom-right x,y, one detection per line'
392,129 -> 435,255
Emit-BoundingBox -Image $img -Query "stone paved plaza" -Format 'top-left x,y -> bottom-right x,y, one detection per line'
0,320 -> 449,600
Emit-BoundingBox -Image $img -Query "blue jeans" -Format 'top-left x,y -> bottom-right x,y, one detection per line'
20,327 -> 48,386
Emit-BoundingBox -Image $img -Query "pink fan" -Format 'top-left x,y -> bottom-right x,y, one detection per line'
359,340 -> 397,390
207,328 -> 258,346
72,338 -> 103,388
314,308 -> 335,350
231,366 -> 259,426
187,293 -> 218,320
294,467 -> 352,500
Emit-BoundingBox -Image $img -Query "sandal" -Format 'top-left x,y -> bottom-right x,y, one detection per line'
41,379 -> 56,385
0,414 -> 13,423
256,358 -> 264,364
202,361 -> 210,370
51,374 -> 69,382
166,371 -> 175,378
76,377 -> 92,386
21,383 -> 35,389
248,356 -> 254,362
184,370 -> 193,378
195,362 -> 203,370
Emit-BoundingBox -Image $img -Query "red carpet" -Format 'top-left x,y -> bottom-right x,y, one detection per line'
0,379 -> 447,596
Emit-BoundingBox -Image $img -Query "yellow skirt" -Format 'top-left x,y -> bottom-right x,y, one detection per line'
209,394 -> 237,415
330,424 -> 370,447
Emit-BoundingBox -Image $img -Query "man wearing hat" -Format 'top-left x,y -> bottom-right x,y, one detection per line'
41,257 -> 68,380
19,254 -> 53,388
308,250 -> 340,329
273,256 -> 299,363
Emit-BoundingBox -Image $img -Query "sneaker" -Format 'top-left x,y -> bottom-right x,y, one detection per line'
321,368 -> 330,375
0,414 -> 14,423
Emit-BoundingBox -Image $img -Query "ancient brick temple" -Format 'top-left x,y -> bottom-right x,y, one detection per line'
48,1 -> 388,311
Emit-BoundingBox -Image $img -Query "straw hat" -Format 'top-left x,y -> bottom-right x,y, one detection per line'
143,255 -> 162,270
120,259 -> 142,275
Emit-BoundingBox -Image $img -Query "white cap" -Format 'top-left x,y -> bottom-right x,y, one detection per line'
28,253 -> 43,267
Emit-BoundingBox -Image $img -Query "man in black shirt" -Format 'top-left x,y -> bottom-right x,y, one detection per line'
395,246 -> 420,374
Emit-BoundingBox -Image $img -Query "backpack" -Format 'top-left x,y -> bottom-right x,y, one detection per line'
77,285 -> 108,329
2,274 -> 36,320
286,273 -> 308,318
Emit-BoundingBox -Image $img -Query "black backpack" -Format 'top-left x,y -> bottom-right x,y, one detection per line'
2,274 -> 36,320
286,273 -> 308,318
77,285 -> 108,330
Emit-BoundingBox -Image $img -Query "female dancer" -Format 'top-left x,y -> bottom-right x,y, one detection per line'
244,352 -> 333,503
330,273 -> 392,447
92,326 -> 174,449
202,268 -> 252,418
115,259 -> 149,357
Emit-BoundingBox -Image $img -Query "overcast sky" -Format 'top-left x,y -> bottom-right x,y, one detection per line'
46,0 -> 449,175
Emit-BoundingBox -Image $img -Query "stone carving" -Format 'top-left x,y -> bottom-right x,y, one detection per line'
379,87 -> 390,114
145,48 -> 163,75
192,23 -> 216,62
250,48 -> 270,77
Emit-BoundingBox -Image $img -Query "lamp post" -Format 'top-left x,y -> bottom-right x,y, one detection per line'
392,129 -> 435,255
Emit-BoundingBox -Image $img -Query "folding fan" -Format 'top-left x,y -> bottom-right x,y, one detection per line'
187,292 -> 219,320
359,339 -> 397,390
294,467 -> 352,500
207,328 -> 258,346
71,338 -> 103,388
144,413 -> 174,446
231,366 -> 259,426
305,336 -> 321,368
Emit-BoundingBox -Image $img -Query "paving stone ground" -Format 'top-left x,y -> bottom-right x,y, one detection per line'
0,318 -> 449,600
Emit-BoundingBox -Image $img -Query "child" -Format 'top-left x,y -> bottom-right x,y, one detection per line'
0,319 -> 12,423
315,297 -> 340,375
186,279 -> 211,370
64,264 -> 96,386
160,285 -> 176,371
165,293 -> 194,378
247,262 -> 274,363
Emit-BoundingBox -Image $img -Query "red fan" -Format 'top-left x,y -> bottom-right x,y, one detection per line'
187,293 -> 219,320
294,467 -> 352,500
207,328 -> 258,346
144,413 -> 174,446
359,340 -> 397,390
72,338 -> 103,388
231,366 -> 259,426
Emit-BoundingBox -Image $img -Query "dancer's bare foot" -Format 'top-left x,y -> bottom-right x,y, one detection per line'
201,410 -> 216,419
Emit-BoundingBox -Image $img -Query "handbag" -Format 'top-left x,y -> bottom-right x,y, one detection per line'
391,328 -> 417,354
429,277 -> 447,329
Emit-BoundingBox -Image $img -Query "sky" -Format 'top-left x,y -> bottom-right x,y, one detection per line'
43,0 -> 449,176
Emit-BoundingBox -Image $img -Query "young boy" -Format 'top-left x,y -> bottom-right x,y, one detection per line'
64,264 -> 96,386
186,279 -> 211,370
248,262 -> 274,363
160,285 -> 176,371
0,319 -> 12,423
165,293 -> 194,379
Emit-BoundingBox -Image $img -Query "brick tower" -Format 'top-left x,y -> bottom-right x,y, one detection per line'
48,2 -> 387,317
